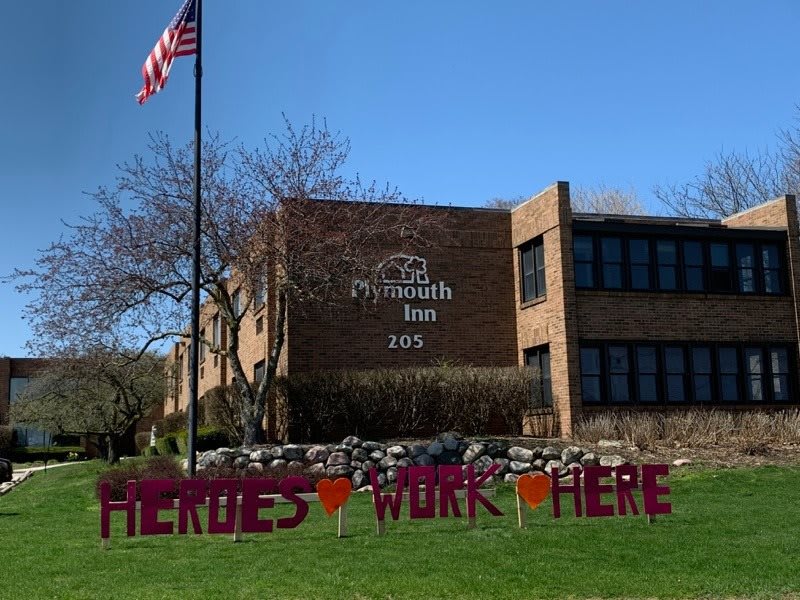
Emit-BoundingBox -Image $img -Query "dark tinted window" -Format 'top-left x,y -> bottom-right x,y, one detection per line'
574,236 -> 594,288
629,239 -> 650,289
601,237 -> 623,289
718,347 -> 739,402
608,345 -> 630,403
636,346 -> 658,403
580,347 -> 601,403
683,240 -> 704,291
656,240 -> 678,290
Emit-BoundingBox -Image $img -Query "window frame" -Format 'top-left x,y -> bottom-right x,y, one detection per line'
519,236 -> 547,302
571,226 -> 787,296
579,340 -> 796,406
523,345 -> 552,407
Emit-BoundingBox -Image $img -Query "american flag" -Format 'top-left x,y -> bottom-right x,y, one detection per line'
136,0 -> 197,105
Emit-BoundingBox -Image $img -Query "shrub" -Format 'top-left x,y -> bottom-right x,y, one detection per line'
155,435 -> 178,456
202,385 -> 247,445
282,365 -> 534,442
142,446 -> 160,458
196,427 -> 230,451
134,431 -> 152,454
96,455 -> 184,501
171,427 -> 230,455
175,432 -> 189,455
0,426 -> 13,458
574,409 -> 800,450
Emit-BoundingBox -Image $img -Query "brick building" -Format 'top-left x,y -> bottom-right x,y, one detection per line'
0,358 -> 50,440
163,181 -> 800,439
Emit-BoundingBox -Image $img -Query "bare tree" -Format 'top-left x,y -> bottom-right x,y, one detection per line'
483,195 -> 528,210
571,184 -> 645,215
654,149 -> 786,219
12,118 -> 440,445
485,185 -> 644,215
11,351 -> 164,463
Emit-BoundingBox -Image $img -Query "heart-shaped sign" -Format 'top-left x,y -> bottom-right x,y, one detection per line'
516,473 -> 551,510
317,478 -> 352,517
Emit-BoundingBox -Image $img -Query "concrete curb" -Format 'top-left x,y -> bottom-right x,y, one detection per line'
0,469 -> 34,497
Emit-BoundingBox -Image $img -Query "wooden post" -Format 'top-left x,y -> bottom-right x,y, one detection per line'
376,519 -> 386,536
337,504 -> 348,538
101,538 -> 110,550
647,514 -> 656,525
516,492 -> 527,529
467,516 -> 476,529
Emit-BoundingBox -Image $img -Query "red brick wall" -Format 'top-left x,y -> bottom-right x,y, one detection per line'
288,207 -> 518,372
511,182 -> 580,436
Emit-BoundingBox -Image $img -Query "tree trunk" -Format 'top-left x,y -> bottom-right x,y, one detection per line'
105,434 -> 119,464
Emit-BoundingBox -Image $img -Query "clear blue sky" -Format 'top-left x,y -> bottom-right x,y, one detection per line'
1,1 -> 799,356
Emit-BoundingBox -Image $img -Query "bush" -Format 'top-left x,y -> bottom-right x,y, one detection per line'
196,426 -> 231,451
574,409 -> 800,450
96,455 -> 184,501
142,446 -> 160,458
154,411 -> 186,437
155,435 -> 178,456
282,365 -> 535,442
0,426 -> 13,458
172,427 -> 230,455
9,446 -> 85,463
175,432 -> 189,455
202,386 -> 246,445
134,431 -> 152,454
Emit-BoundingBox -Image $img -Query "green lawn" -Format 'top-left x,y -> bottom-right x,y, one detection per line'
1,462 -> 799,599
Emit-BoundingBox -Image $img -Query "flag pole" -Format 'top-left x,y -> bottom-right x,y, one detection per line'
187,0 -> 202,477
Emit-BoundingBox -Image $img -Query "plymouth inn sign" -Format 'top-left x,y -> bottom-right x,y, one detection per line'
352,255 -> 453,349
99,464 -> 671,547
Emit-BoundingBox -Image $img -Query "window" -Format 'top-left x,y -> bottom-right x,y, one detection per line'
255,316 -> 264,335
212,314 -> 221,348
736,244 -> 756,293
629,239 -> 651,290
524,345 -> 552,407
710,243 -> 733,292
581,341 -> 794,405
608,345 -> 630,403
199,328 -> 206,363
601,237 -> 623,289
520,237 -> 546,301
656,240 -> 678,290
744,347 -> 764,402
232,289 -> 241,317
664,346 -> 686,402
691,347 -> 713,402
573,230 -> 785,296
683,241 -> 705,291
636,345 -> 658,403
254,275 -> 267,310
718,346 -> 739,402
573,236 -> 594,288
770,347 -> 790,402
9,377 -> 29,403
762,244 -> 782,294
254,360 -> 265,383
580,347 -> 602,403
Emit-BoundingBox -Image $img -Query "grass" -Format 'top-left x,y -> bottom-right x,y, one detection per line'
1,462 -> 799,599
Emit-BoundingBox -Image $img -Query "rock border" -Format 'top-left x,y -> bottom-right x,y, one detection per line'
193,434 -> 632,489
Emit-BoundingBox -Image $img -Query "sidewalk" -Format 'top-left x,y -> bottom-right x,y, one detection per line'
12,460 -> 85,477
2,460 -> 85,497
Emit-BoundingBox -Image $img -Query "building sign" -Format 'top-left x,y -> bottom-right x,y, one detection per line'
352,255 -> 453,349
99,464 -> 671,547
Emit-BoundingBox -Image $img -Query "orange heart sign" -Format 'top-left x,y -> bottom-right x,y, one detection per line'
516,473 -> 551,510
317,478 -> 352,517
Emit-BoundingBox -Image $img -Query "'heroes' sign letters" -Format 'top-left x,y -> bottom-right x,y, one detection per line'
99,464 -> 670,542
